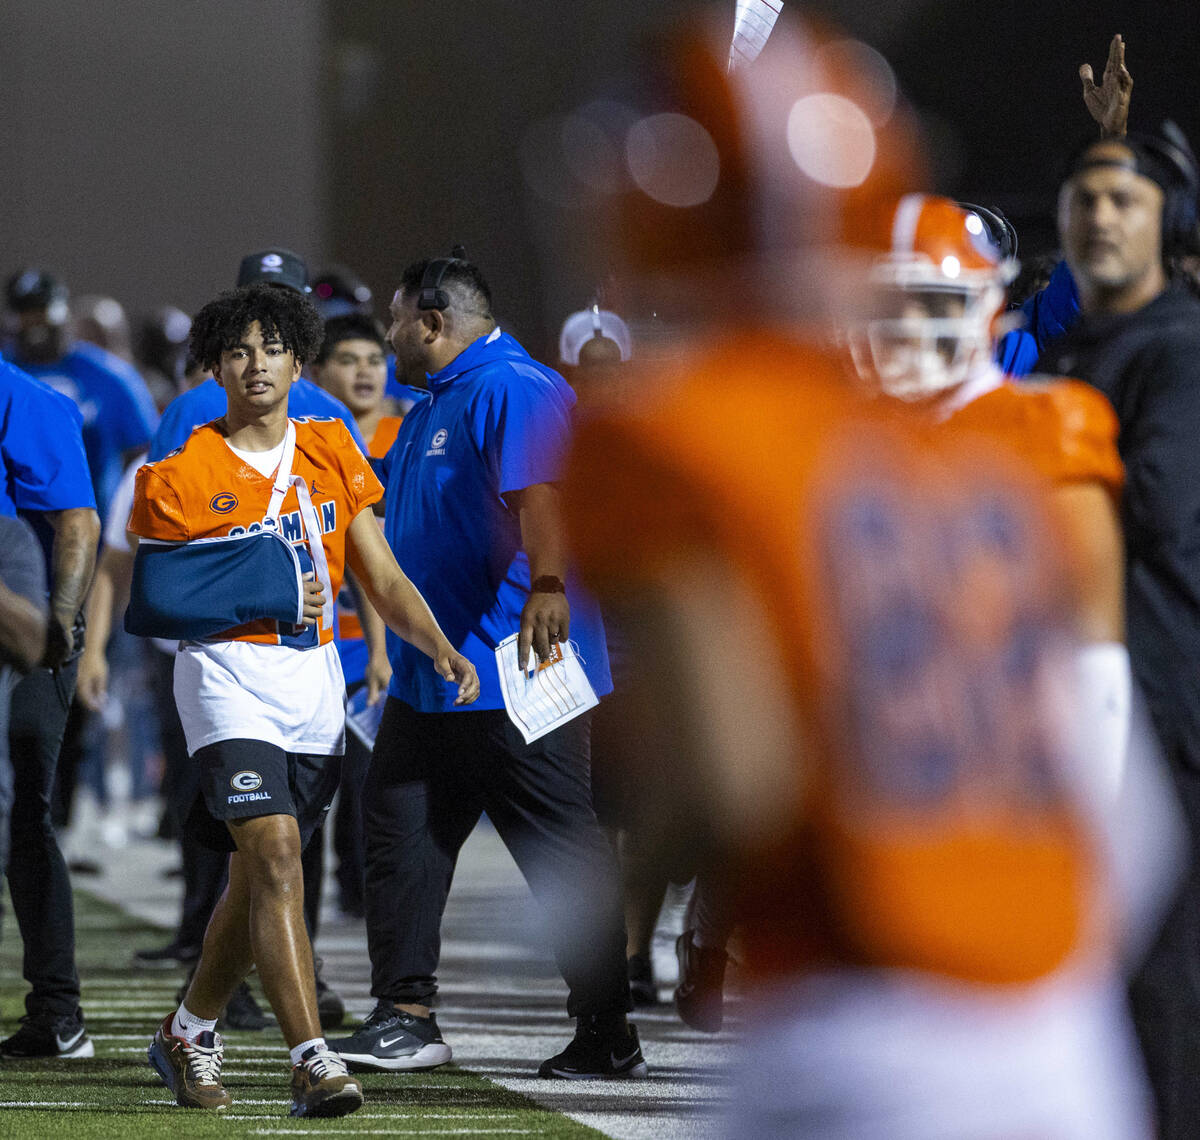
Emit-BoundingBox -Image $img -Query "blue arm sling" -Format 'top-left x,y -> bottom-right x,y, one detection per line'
125,527 -> 312,643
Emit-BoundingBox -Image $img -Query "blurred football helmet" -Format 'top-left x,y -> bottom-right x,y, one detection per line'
848,194 -> 1016,400
563,8 -> 927,331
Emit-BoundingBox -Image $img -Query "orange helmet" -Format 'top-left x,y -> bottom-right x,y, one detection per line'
847,194 -> 1016,400
549,8 -> 928,330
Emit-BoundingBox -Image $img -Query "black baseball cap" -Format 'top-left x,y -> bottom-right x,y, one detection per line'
236,248 -> 310,293
6,268 -> 69,312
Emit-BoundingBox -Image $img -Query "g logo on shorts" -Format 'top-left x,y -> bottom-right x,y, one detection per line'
231,770 -> 263,792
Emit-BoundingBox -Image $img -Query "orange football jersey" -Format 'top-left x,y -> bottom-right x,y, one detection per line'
130,417 -> 383,647
368,415 -> 404,459
944,378 -> 1122,495
567,333 -> 1103,987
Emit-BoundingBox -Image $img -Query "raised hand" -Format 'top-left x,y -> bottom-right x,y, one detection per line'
1080,34 -> 1132,139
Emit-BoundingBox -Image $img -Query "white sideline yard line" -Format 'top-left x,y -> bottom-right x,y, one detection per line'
250,1131 -> 545,1136
229,1114 -> 523,1121
0,1101 -> 101,1107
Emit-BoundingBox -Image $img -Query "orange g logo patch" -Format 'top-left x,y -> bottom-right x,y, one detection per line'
210,492 -> 239,514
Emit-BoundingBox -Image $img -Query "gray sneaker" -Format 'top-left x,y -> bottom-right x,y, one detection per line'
327,1001 -> 452,1072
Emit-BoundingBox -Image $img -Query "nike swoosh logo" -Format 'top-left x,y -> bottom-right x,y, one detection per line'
56,1027 -> 85,1052
610,1048 -> 640,1069
377,1033 -> 413,1049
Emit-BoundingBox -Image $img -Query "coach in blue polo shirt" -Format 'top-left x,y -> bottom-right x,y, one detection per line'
0,358 -> 100,1061
329,255 -> 643,1081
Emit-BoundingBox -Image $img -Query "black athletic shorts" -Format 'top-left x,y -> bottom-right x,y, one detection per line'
187,738 -> 342,853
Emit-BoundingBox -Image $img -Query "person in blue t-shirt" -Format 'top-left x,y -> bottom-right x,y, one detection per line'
0,358 -> 100,1062
4,270 -> 158,521
328,255 -> 643,1082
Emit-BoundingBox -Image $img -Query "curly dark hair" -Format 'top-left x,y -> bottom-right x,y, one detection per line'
189,283 -> 324,370
316,313 -> 387,363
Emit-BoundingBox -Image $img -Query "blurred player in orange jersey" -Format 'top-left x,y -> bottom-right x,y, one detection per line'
846,193 -> 1130,799
561,8 -> 1179,1138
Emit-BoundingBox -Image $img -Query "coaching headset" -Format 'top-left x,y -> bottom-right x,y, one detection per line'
417,245 -> 469,311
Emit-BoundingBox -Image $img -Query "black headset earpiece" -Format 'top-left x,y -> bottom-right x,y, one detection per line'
1147,123 -> 1200,255
416,245 -> 469,311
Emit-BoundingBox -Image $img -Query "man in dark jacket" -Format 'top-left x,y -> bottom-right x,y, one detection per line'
1041,127 -> 1200,1140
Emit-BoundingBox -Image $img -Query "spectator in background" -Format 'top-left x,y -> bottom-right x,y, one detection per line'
1040,123 -> 1200,1139
558,305 -> 633,415
3,270 -> 157,520
312,314 -> 407,468
559,305 -> 665,1007
311,266 -> 375,322
309,314 -> 403,919
0,357 -> 100,1061
72,294 -> 135,363
312,263 -> 426,415
329,255 -> 640,1080
147,249 -> 367,461
136,306 -> 195,412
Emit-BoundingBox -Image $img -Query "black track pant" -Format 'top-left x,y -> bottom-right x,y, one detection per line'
363,700 -> 630,1018
7,662 -> 81,1018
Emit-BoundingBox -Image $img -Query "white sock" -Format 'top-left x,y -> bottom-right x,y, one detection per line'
290,1036 -> 328,1065
171,1002 -> 218,1043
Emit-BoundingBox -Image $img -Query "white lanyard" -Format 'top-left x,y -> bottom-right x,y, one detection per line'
265,420 -> 334,632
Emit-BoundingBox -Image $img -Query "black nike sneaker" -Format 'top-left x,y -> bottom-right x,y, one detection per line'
327,1001 -> 451,1072
538,1017 -> 648,1080
0,1008 -> 94,1058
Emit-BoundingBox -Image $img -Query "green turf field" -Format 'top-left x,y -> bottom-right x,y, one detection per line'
0,890 -> 607,1138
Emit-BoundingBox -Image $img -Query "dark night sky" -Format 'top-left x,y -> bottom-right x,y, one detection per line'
884,1 -> 1200,249
329,1 -> 1200,348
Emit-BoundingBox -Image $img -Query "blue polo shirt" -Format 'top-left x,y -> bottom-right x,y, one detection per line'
0,360 -> 96,518
148,377 -> 367,461
381,328 -> 611,712
10,342 -> 157,519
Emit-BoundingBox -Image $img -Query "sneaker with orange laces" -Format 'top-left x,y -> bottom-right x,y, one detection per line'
290,1044 -> 364,1118
147,1015 -> 231,1110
